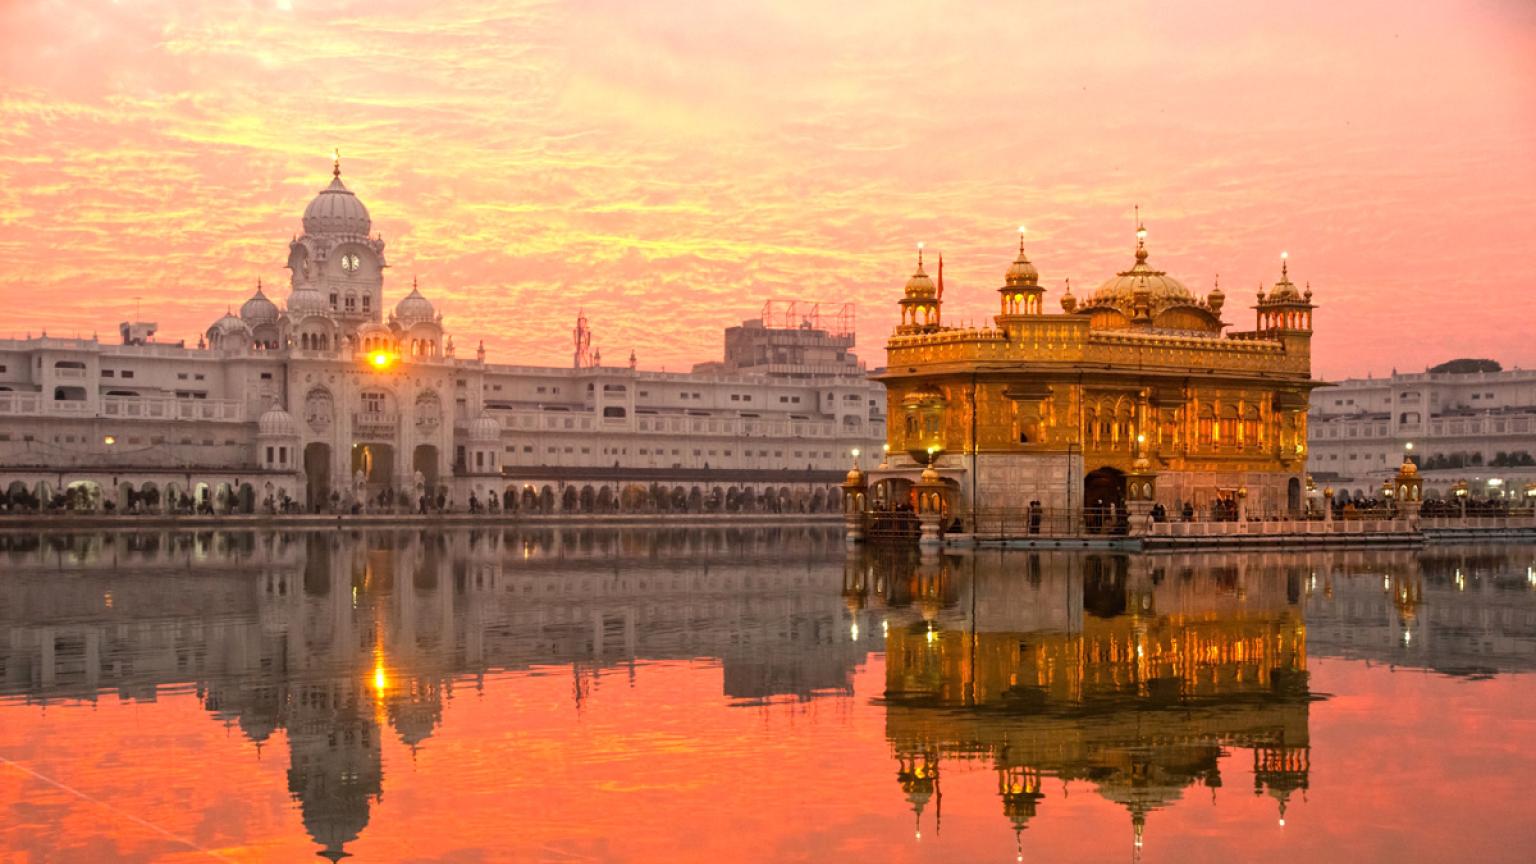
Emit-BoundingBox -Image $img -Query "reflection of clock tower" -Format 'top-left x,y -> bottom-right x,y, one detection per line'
287,153 -> 387,338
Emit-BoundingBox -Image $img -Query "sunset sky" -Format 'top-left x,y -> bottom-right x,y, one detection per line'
2,0 -> 1533,379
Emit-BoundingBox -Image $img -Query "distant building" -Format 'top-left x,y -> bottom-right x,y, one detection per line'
1306,360 -> 1536,500
0,164 -> 884,513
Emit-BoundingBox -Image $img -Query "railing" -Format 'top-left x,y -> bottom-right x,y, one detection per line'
0,393 -> 245,421
53,368 -> 86,380
353,411 -> 399,435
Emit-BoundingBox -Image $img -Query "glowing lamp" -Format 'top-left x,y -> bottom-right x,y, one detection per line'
851,448 -> 860,458
103,435 -> 116,445
367,350 -> 397,371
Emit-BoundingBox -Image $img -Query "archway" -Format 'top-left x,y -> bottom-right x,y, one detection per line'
562,486 -> 578,512
304,443 -> 332,511
1287,477 -> 1302,516
597,486 -> 614,511
1083,467 -> 1127,534
539,485 -> 556,513
580,485 -> 596,512
238,483 -> 256,514
412,445 -> 439,493
351,442 -> 396,504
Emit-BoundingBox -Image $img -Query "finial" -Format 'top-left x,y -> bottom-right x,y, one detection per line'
1064,277 -> 1072,294
412,275 -> 418,291
917,241 -> 924,269
256,276 -> 262,292
1280,251 -> 1289,281
332,148 -> 341,179
1018,225 -> 1027,254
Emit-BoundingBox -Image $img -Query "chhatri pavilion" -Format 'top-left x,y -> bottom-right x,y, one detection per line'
857,219 -> 1320,527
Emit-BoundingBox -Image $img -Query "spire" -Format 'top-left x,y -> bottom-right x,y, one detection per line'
916,241 -> 925,272
937,253 -> 944,303
332,148 -> 341,179
1134,206 -> 1148,264
1280,250 -> 1289,281
1018,224 -> 1027,256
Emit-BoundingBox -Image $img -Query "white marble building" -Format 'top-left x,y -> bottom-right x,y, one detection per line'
0,166 -> 885,513
1306,363 -> 1536,500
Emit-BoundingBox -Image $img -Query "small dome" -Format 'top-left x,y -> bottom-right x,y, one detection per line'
258,404 -> 297,436
904,253 -> 935,299
210,313 -> 250,337
287,282 -> 327,316
395,286 -> 435,324
845,465 -> 865,485
240,285 -> 279,324
1266,259 -> 1303,301
302,173 -> 371,236
1005,238 -> 1039,287
469,410 -> 501,441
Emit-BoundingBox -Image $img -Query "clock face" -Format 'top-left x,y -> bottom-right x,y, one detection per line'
341,253 -> 360,273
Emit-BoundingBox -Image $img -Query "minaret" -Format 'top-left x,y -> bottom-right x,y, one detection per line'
998,226 -> 1044,321
896,244 -> 940,335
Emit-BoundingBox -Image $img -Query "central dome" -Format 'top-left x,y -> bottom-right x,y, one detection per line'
1085,232 -> 1197,312
302,173 -> 371,236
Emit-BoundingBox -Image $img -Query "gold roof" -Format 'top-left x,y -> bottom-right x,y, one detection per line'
1083,225 -> 1200,314
904,249 -> 936,300
1004,236 -> 1039,288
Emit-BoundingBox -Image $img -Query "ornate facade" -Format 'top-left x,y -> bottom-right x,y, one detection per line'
864,223 -> 1320,524
0,163 -> 884,513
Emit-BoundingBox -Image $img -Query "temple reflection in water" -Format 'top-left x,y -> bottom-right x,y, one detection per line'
0,529 -> 1533,861
846,543 -> 1536,858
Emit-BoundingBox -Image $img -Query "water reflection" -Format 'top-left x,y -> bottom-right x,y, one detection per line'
0,530 -> 1533,861
0,526 -> 860,861
845,544 -> 1536,857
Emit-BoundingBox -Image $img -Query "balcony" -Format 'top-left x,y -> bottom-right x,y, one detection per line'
353,411 -> 399,437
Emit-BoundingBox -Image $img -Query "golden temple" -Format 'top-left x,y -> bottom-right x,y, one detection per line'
856,220 -> 1320,530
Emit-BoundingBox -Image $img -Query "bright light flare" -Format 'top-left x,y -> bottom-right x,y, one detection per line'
367,350 -> 398,370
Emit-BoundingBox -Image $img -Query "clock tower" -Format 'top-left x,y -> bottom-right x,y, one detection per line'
287,153 -> 388,341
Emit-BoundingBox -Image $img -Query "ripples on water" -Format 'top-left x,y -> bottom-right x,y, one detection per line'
1,528 -> 1534,863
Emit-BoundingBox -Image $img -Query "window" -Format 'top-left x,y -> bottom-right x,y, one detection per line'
537,386 -> 547,394
121,370 -> 134,379
177,373 -> 189,380
102,370 -> 114,378
329,292 -> 338,306
260,372 -> 273,380
194,373 -> 204,381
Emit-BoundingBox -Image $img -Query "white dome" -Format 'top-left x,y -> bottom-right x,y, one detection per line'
240,286 -> 279,325
210,313 -> 250,337
469,411 -> 501,441
302,174 -> 371,236
258,405 -> 297,436
287,282 -> 327,316
395,286 -> 436,323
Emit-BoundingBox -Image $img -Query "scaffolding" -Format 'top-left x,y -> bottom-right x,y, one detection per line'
759,300 -> 855,337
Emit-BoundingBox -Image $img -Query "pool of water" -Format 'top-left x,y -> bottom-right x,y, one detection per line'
1,527 -> 1533,862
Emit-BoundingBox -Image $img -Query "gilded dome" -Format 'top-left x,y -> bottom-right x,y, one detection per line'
1265,258 -> 1303,301
240,284 -> 279,325
302,172 -> 371,236
258,404 -> 298,436
1005,237 -> 1039,287
1086,236 -> 1198,313
904,252 -> 936,299
395,286 -> 435,324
